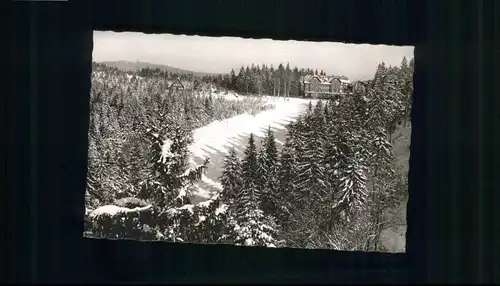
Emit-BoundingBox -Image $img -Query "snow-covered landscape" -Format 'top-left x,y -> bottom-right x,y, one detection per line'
187,96 -> 313,203
85,31 -> 413,252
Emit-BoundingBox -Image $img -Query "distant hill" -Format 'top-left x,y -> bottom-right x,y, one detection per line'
99,60 -> 222,77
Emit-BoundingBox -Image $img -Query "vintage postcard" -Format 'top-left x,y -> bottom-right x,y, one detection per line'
85,31 -> 413,252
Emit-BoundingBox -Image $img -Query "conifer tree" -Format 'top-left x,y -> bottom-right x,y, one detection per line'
140,120 -> 209,210
225,208 -> 281,247
323,100 -> 331,120
241,133 -> 259,190
221,134 -> 283,247
124,131 -> 146,195
237,67 -> 246,93
237,133 -> 261,216
294,102 -> 329,210
312,100 -> 326,128
219,148 -> 243,205
307,101 -> 314,114
204,96 -> 213,117
276,125 -> 299,230
333,155 -> 369,221
229,69 -> 237,90
257,127 -> 280,215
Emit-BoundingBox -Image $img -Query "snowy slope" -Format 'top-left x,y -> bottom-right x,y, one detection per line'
202,90 -> 243,101
379,123 -> 411,253
196,90 -> 281,105
187,97 -> 314,204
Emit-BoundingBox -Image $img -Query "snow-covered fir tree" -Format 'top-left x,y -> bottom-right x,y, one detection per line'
140,120 -> 207,208
239,133 -> 261,212
257,127 -> 280,215
136,119 -> 210,240
218,133 -> 283,247
323,100 -> 332,120
275,124 -> 300,230
122,131 -> 147,196
225,208 -> 282,247
307,100 -> 314,114
219,147 -> 243,205
294,102 -> 329,209
332,153 -> 369,221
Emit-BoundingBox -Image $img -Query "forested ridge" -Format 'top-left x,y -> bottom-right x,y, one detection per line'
85,57 -> 413,250
138,62 -> 350,97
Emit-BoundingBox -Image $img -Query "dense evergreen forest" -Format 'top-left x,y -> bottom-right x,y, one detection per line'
86,63 -> 274,208
138,62 -> 351,97
85,57 -> 413,251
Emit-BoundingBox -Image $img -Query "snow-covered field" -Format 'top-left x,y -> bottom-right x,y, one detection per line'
186,96 -> 315,204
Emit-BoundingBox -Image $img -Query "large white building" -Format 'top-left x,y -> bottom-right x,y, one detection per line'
299,75 -> 352,98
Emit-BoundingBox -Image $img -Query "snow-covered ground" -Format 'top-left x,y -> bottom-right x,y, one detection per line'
196,89 -> 280,104
186,96 -> 314,204
199,89 -> 242,101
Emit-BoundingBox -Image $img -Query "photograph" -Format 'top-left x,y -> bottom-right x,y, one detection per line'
84,31 -> 414,252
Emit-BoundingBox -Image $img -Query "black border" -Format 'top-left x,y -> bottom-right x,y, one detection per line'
7,0 -> 498,283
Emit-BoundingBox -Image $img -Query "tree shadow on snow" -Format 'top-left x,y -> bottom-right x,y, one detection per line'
189,101 -> 310,202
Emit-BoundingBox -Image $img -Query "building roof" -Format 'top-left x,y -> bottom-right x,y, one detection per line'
329,77 -> 341,83
301,74 -> 350,85
305,75 -> 330,84
168,78 -> 185,89
319,76 -> 330,84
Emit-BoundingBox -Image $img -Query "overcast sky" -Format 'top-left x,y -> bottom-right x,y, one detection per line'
93,31 -> 414,81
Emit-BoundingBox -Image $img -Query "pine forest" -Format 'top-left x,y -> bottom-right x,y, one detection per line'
85,56 -> 414,251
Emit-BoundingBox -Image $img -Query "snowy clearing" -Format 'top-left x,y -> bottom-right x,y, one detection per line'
186,96 -> 315,203
196,89 -> 243,101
